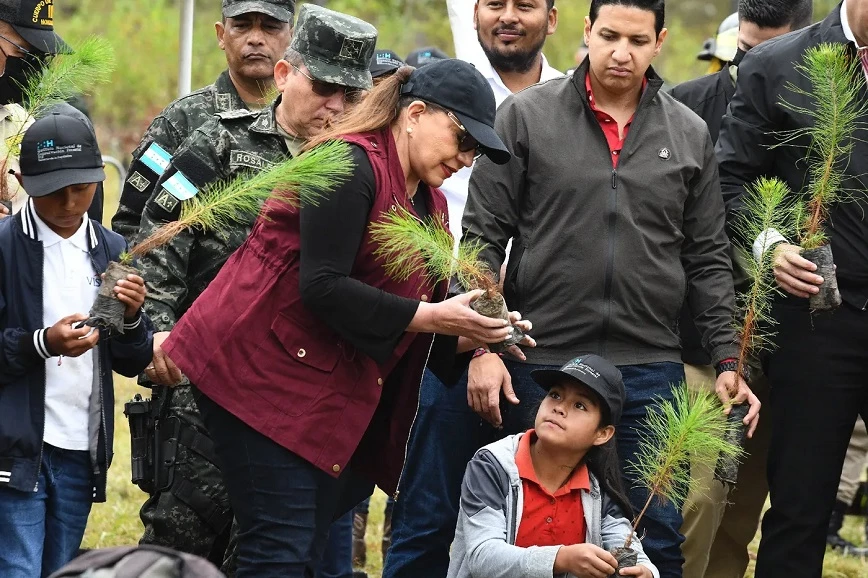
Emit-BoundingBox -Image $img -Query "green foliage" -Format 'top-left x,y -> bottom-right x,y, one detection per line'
132,140 -> 353,257
23,36 -> 116,119
731,178 -> 798,367
369,207 -> 493,290
776,43 -> 868,249
626,383 -> 744,546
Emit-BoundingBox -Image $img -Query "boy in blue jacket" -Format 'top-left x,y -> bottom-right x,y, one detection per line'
0,112 -> 153,577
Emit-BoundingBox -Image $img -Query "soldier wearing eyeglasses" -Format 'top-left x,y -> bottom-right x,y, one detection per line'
128,4 -> 375,572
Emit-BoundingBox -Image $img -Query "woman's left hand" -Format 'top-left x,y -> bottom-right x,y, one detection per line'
502,311 -> 536,361
618,565 -> 654,577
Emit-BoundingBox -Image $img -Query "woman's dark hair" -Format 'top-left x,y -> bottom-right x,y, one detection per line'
589,0 -> 665,37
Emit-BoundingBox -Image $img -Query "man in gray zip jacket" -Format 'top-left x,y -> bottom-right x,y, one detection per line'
463,1 -> 760,576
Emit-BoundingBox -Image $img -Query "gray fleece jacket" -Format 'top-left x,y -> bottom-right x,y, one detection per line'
447,433 -> 659,578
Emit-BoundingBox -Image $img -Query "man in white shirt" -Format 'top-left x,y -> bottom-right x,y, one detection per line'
382,2 -> 561,575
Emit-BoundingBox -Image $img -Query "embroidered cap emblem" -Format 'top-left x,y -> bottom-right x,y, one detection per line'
339,37 -> 364,60
658,148 -> 671,160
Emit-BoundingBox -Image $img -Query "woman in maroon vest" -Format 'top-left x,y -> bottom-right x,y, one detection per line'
161,59 -> 522,576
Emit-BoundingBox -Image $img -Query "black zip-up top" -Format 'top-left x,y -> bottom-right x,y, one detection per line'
718,4 -> 868,310
0,205 -> 153,501
463,61 -> 739,367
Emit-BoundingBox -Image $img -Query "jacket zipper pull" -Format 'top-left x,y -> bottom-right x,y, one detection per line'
57,355 -> 63,366
611,170 -> 617,189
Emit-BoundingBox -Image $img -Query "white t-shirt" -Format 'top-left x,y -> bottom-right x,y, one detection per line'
31,200 -> 99,451
443,0 -> 564,240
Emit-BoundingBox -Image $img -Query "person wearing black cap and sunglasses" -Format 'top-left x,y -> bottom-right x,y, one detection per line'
153,59 -> 531,576
0,0 -> 74,219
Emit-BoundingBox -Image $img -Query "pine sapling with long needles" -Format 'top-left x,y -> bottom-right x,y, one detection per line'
730,177 -> 798,382
623,384 -> 744,549
776,43 -> 868,249
129,140 -> 354,261
370,208 -> 497,293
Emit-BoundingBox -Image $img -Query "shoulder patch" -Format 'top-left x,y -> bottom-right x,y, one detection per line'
215,93 -> 233,112
153,189 -> 180,213
126,171 -> 151,193
161,171 -> 199,201
216,108 -> 256,121
229,150 -> 274,171
140,142 -> 171,176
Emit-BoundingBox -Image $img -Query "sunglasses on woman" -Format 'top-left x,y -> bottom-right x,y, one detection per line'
291,63 -> 364,103
446,111 -> 483,161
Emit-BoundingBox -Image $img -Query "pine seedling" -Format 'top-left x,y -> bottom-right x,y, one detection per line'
132,139 -> 353,258
370,207 -> 497,293
776,43 -> 868,249
624,384 -> 744,549
730,177 -> 798,381
22,36 -> 116,119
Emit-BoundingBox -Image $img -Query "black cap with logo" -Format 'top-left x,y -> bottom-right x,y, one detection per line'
400,58 -> 510,165
531,354 -> 626,425
0,0 -> 69,54
405,46 -> 448,68
370,48 -> 403,79
20,112 -> 105,197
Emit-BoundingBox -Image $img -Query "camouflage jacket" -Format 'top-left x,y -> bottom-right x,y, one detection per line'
136,100 -> 290,332
112,70 -> 246,241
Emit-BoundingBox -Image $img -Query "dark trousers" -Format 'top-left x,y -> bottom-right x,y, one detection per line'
755,301 -> 868,577
616,362 -> 687,578
197,392 -> 358,578
383,361 -> 550,578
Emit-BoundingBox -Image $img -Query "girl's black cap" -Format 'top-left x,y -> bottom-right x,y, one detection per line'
400,58 -> 511,165
531,354 -> 626,425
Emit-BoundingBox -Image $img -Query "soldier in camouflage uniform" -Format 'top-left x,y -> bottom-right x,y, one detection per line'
134,5 -> 376,572
111,0 -> 294,240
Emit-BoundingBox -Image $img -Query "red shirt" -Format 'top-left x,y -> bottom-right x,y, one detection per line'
514,430 -> 590,548
585,73 -> 645,168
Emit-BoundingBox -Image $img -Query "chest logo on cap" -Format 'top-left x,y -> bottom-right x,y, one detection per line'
658,148 -> 671,160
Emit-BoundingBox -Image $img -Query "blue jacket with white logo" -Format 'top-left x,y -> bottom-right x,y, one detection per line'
0,204 -> 153,501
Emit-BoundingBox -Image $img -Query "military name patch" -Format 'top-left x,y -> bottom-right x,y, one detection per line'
162,170 -> 198,201
126,171 -> 151,193
141,142 -> 171,176
230,151 -> 273,171
339,37 -> 364,61
154,189 -> 179,213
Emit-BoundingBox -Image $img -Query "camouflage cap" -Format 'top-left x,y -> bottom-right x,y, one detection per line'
289,4 -> 376,90
222,0 -> 294,23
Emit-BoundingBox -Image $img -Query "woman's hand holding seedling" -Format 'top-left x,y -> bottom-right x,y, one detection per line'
409,290 -> 513,344
772,244 -> 824,299
553,543 -> 618,577
110,273 -> 147,320
715,371 -> 761,438
45,313 -> 100,357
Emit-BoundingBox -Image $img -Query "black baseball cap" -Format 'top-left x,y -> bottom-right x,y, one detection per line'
370,48 -> 403,78
531,354 -> 626,425
20,112 -> 105,197
405,46 -> 448,68
222,0 -> 295,22
0,0 -> 69,54
400,59 -> 510,165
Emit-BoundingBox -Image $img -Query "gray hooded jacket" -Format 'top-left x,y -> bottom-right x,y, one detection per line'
447,433 -> 659,578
